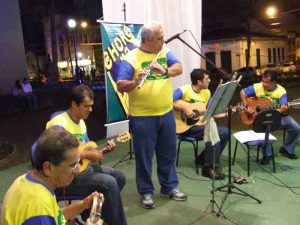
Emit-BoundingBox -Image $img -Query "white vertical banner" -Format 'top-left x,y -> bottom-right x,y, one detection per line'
102,0 -> 202,137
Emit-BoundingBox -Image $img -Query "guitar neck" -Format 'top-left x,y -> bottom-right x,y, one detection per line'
268,102 -> 298,110
98,138 -> 117,154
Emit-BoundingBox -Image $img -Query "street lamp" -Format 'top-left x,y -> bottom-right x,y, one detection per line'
81,21 -> 88,28
266,6 -> 278,18
67,18 -> 81,84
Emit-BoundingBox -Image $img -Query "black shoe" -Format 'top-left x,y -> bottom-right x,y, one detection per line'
215,168 -> 226,180
259,156 -> 272,165
202,167 -> 225,180
279,147 -> 298,159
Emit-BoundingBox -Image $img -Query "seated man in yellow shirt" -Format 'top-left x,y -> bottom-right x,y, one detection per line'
1,127 -> 103,225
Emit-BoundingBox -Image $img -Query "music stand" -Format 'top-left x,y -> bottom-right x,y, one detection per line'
213,89 -> 262,217
199,79 -> 239,218
253,109 -> 281,163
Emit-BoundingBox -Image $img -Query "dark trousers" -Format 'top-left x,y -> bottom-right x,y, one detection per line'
129,110 -> 179,195
183,125 -> 229,167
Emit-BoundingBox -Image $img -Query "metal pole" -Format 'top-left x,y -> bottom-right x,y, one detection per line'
72,29 -> 80,84
123,2 -> 126,21
66,29 -> 74,78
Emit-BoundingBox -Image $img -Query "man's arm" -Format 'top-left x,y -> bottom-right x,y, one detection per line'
240,89 -> 248,106
173,100 -> 196,118
117,71 -> 145,93
166,63 -> 183,77
173,88 -> 195,118
81,139 -> 116,161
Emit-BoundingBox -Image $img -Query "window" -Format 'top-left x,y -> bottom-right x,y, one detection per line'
273,48 -> 276,63
256,49 -> 261,67
205,52 -> 216,72
268,48 -> 271,63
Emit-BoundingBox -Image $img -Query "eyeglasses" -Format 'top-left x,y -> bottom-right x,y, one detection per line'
68,158 -> 81,170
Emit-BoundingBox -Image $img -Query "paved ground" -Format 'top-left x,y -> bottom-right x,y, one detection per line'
0,87 -> 106,170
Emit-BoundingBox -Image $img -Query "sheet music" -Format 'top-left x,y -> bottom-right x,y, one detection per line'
233,130 -> 277,144
202,80 -> 238,123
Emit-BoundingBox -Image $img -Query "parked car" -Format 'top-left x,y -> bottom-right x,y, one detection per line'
261,63 -> 282,74
282,62 -> 296,73
236,66 -> 261,77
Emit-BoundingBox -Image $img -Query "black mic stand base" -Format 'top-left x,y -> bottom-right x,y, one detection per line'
213,182 -> 262,216
112,140 -> 135,168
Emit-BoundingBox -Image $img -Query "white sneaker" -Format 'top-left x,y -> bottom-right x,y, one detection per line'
141,194 -> 155,209
160,189 -> 187,201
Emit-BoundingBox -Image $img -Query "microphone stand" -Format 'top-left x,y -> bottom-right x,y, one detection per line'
175,36 -> 231,80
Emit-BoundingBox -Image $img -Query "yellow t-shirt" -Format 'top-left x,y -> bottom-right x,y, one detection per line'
1,173 -> 67,225
177,84 -> 211,106
122,47 -> 175,116
46,111 -> 88,145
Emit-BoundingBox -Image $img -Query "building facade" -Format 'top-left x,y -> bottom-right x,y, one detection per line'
201,35 -> 288,73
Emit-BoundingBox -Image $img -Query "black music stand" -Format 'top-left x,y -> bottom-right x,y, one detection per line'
214,90 -> 262,217
200,79 -> 240,218
253,109 -> 281,164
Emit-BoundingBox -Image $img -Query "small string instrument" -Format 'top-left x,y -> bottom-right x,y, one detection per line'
89,196 -> 103,223
78,131 -> 131,172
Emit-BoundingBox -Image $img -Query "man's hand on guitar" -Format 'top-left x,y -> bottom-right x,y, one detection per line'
280,104 -> 288,113
245,105 -> 254,114
183,107 -> 195,118
105,139 -> 116,152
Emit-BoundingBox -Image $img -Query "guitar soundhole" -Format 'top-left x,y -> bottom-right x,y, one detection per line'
192,110 -> 201,119
255,105 -> 261,112
186,117 -> 199,125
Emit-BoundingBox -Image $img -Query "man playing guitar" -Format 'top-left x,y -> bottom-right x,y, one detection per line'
173,69 -> 229,179
46,85 -> 127,225
240,69 -> 300,164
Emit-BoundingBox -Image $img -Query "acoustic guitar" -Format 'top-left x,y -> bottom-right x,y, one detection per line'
240,97 -> 300,125
78,131 -> 131,172
174,100 -> 207,134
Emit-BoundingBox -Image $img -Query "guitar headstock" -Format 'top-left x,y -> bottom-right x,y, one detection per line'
116,131 -> 131,143
234,102 -> 247,112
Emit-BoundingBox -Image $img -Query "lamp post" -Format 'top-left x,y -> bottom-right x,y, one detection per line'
266,6 -> 278,18
67,19 -> 81,84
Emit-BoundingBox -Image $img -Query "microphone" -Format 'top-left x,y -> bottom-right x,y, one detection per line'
165,29 -> 187,44
230,72 -> 238,81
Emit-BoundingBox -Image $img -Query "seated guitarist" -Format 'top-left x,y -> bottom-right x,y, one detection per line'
45,85 -> 127,225
240,69 -> 300,164
173,69 -> 229,179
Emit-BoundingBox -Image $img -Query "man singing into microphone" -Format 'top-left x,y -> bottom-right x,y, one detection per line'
117,21 -> 187,209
